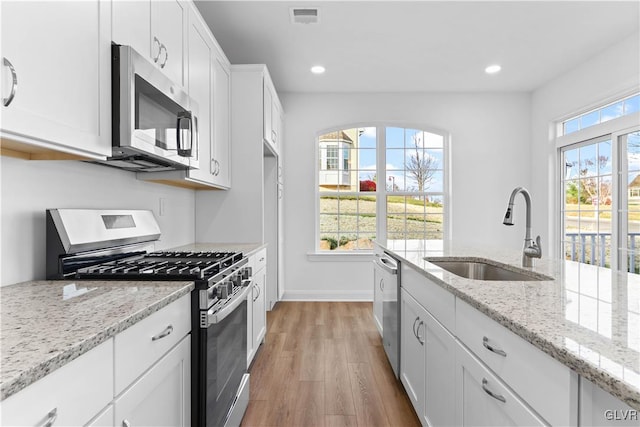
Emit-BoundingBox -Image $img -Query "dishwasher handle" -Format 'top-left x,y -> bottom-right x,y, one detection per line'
374,254 -> 398,275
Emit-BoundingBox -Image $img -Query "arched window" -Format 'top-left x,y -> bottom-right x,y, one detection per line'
317,125 -> 449,252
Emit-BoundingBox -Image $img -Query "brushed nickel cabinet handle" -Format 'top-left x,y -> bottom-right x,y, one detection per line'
152,37 -> 161,63
482,378 -> 506,403
42,408 -> 57,427
3,57 -> 17,107
416,320 -> 425,345
151,324 -> 174,341
483,336 -> 507,357
160,44 -> 168,68
379,278 -> 384,291
253,283 -> 261,302
412,316 -> 420,339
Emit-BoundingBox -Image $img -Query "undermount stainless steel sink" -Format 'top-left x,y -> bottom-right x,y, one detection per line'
426,258 -> 552,281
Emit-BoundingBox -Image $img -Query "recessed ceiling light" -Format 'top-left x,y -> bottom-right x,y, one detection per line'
485,64 -> 502,74
311,65 -> 325,75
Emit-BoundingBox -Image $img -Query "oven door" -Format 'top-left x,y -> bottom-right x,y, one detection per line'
194,286 -> 250,427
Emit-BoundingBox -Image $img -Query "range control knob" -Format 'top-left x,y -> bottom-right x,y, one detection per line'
216,282 -> 230,299
241,267 -> 252,280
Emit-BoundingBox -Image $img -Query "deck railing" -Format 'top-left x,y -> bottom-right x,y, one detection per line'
565,232 -> 640,272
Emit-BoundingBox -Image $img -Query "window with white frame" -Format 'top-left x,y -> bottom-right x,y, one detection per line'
559,92 -> 640,273
317,125 -> 448,252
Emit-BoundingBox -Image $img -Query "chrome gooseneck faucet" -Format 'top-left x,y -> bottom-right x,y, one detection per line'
503,187 -> 542,267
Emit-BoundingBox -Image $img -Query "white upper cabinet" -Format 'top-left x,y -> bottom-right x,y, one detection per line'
183,6 -> 215,186
112,0 -> 187,88
211,53 -> 231,188
0,0 -> 111,159
138,3 -> 231,190
263,73 -> 282,154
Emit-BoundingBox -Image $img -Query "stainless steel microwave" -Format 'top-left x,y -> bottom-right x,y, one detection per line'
100,44 -> 199,172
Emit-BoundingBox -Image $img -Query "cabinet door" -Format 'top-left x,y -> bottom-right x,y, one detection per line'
455,342 -> 546,426
372,261 -> 384,335
423,310 -> 456,427
1,0 -> 111,158
151,0 -> 187,88
400,289 -> 426,420
263,81 -> 274,146
185,7 -> 215,186
212,53 -> 231,188
580,378 -> 638,427
0,340 -> 113,427
115,336 -> 191,427
112,1 -> 154,60
247,273 -> 255,367
252,267 -> 267,350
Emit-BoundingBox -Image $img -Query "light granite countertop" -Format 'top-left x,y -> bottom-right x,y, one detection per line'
377,240 -> 640,410
0,280 -> 193,401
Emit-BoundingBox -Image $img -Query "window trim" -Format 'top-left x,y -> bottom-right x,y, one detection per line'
313,122 -> 452,256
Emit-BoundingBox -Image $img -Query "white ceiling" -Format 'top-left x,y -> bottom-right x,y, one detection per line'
194,1 -> 640,93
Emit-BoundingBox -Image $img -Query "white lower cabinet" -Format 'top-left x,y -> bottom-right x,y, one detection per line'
0,295 -> 192,427
401,288 -> 456,427
580,378 -> 639,426
114,335 -> 191,427
0,340 -> 113,427
455,343 -> 546,426
248,248 -> 267,366
372,258 -> 384,336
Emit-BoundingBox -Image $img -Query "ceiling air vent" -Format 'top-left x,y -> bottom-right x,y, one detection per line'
290,7 -> 319,24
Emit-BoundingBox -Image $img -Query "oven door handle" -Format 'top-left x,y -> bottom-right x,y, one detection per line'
206,284 -> 251,326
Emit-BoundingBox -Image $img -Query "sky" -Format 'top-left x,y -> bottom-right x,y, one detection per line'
355,127 -> 445,193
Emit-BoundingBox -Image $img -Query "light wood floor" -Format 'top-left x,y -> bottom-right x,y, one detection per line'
241,301 -> 421,427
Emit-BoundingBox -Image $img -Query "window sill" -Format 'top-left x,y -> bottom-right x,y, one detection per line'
306,252 -> 374,262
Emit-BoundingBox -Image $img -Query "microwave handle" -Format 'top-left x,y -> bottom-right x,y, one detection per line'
192,114 -> 198,161
176,111 -> 193,157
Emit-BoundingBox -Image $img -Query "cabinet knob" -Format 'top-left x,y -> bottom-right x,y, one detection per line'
122,420 -> 132,427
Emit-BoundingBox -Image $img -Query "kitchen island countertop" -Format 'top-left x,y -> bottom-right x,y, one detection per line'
0,280 -> 193,401
377,240 -> 640,410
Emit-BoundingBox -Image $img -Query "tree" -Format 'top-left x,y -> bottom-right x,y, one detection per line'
407,143 -> 438,194
566,154 -> 611,205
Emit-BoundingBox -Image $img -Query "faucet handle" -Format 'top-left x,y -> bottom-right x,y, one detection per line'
535,235 -> 542,258
525,235 -> 542,259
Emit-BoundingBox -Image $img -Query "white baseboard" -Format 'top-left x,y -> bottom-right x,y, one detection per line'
281,289 -> 373,301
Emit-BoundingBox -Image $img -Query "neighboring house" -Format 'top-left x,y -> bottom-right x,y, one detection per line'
318,129 -> 359,191
629,174 -> 640,199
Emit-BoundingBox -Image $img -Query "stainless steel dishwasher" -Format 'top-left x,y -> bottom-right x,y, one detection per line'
374,251 -> 400,378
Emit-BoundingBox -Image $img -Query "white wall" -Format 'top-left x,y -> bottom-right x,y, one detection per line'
531,32 -> 640,258
281,92 -> 532,300
0,156 -> 195,286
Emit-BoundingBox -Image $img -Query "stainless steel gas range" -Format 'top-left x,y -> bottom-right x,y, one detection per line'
46,208 -> 251,427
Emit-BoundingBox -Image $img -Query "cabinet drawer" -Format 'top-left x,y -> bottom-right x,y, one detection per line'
1,339 -> 113,427
456,342 -> 547,426
456,299 -> 578,426
401,263 -> 455,332
115,294 -> 191,395
253,248 -> 267,273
